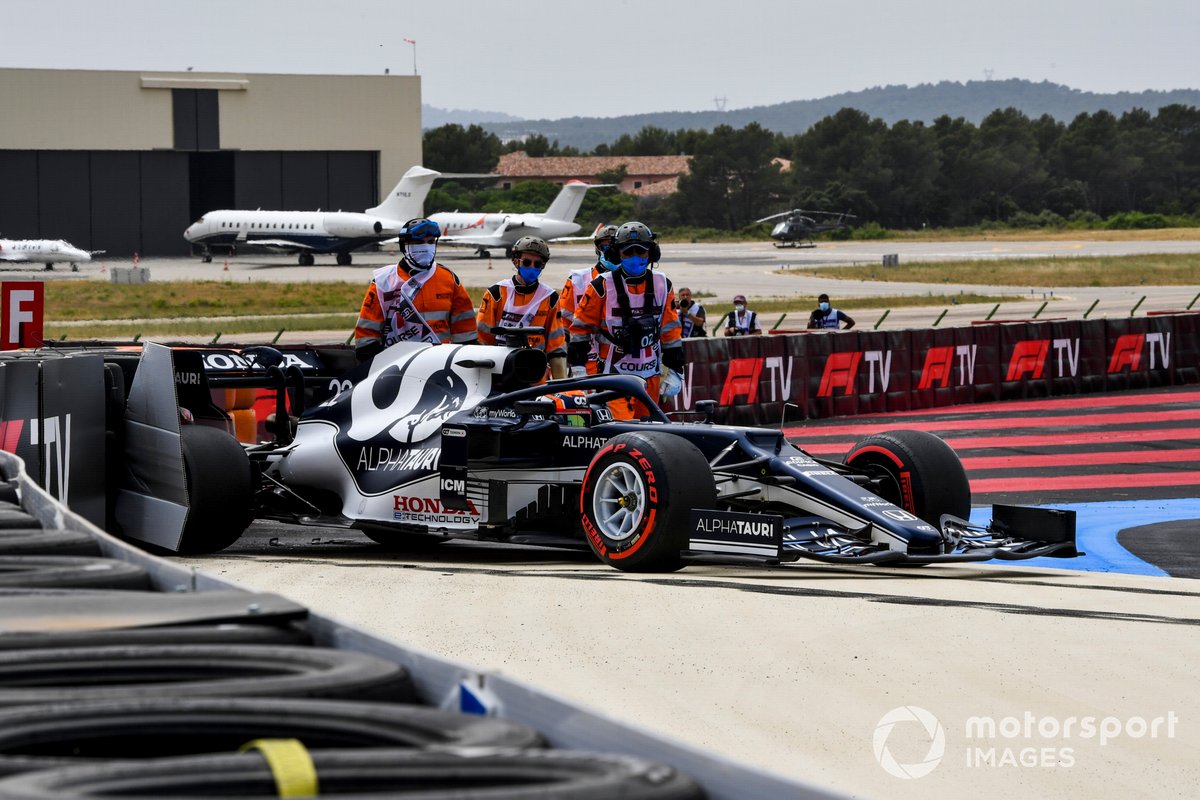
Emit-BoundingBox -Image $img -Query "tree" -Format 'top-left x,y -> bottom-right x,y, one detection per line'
674,124 -> 786,228
881,120 -> 940,228
964,108 -> 1048,220
422,124 -> 502,173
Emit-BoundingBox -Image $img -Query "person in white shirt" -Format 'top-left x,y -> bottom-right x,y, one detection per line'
723,294 -> 762,336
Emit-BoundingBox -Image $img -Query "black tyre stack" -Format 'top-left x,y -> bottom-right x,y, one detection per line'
0,483 -> 706,799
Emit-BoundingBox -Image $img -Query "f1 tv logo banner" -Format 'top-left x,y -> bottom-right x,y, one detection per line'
1108,332 -> 1171,373
1,281 -> 44,350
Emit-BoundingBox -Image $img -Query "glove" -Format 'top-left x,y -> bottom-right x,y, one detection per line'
568,366 -> 587,378
659,369 -> 683,399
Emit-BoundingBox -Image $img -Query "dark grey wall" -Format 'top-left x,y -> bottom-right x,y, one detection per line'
90,152 -> 143,258
0,152 -> 39,237
0,150 -> 379,255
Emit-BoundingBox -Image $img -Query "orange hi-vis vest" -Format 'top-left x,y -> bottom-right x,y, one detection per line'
560,265 -> 603,373
354,262 -> 476,351
571,271 -> 681,379
476,278 -> 566,357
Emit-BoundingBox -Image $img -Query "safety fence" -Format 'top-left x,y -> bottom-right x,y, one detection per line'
668,313 -> 1200,426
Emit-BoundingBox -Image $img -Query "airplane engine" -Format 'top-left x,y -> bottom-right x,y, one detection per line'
322,212 -> 391,239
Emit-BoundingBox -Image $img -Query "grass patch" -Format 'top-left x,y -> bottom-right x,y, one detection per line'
779,253 -> 1200,287
736,294 -> 1015,315
45,281 -> 494,322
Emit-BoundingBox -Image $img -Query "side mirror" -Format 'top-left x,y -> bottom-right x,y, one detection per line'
696,399 -> 717,424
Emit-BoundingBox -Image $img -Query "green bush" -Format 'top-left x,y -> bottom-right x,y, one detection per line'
1009,210 -> 1067,229
1104,211 -> 1171,229
850,222 -> 889,240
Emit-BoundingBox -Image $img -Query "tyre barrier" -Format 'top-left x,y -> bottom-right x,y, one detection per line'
0,557 -> 150,591
0,506 -> 40,530
0,531 -> 102,557
0,748 -> 705,800
0,645 -> 417,707
0,697 -> 544,776
0,623 -> 312,651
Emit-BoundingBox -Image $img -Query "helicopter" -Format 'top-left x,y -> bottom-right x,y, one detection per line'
754,209 -> 857,248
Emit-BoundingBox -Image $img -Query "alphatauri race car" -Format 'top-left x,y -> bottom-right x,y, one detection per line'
114,338 -> 1079,571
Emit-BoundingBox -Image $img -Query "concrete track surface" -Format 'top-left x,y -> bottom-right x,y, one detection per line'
188,531 -> 1199,799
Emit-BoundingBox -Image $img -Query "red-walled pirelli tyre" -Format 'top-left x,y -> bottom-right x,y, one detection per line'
844,430 -> 971,531
177,425 -> 254,555
580,432 -> 716,573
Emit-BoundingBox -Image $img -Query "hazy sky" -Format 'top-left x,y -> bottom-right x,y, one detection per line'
3,0 -> 1197,120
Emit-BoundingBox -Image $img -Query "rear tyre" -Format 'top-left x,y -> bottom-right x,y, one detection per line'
580,432 -> 715,572
177,425 -> 253,555
844,429 -> 971,527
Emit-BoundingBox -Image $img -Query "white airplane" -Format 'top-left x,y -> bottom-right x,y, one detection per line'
183,166 -> 442,266
0,238 -> 99,271
430,180 -> 614,258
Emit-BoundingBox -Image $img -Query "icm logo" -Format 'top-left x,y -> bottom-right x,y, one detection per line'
873,706 -> 946,779
441,477 -> 465,493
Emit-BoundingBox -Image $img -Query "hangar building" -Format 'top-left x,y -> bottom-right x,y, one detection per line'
0,68 -> 422,256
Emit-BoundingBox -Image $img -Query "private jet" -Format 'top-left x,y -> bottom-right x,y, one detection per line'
0,238 -> 98,271
183,166 -> 441,266
431,180 -> 613,258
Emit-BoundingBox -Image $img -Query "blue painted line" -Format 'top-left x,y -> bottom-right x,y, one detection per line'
969,499 -> 1200,576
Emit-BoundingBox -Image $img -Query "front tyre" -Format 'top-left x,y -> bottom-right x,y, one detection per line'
844,429 -> 971,528
580,432 -> 715,572
177,424 -> 254,555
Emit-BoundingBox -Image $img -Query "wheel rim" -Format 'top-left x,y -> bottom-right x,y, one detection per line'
592,462 -> 646,542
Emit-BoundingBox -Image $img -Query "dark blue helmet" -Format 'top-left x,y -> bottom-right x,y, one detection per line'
399,218 -> 441,242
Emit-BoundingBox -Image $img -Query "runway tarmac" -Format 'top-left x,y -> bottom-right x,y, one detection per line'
25,237 -> 1200,341
181,385 -> 1200,799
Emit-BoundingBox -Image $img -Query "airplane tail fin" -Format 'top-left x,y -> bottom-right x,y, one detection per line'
367,166 -> 441,221
544,180 -> 615,223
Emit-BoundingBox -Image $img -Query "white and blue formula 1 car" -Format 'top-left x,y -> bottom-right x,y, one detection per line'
112,336 -> 1079,572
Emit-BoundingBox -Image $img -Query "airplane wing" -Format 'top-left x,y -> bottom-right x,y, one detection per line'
546,234 -> 598,243
244,239 -> 318,253
546,222 -> 606,243
439,234 -> 511,248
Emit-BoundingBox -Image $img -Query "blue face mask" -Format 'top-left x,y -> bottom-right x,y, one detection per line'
621,255 -> 649,277
599,252 -> 620,271
517,265 -> 542,284
819,302 -> 830,313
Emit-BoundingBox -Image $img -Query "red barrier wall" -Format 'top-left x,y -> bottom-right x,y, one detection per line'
665,314 -> 1200,425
